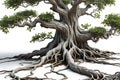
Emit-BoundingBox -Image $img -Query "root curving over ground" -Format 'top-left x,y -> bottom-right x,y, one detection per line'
1,38 -> 120,80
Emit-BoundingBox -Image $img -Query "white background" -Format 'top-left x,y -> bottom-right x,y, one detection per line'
0,0 -> 120,80
0,0 -> 120,55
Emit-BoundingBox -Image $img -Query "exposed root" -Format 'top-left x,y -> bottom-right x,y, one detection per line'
0,57 -> 21,64
65,47 -> 104,79
84,56 -> 120,67
0,42 -> 63,79
12,30 -> 63,61
0,59 -> 19,64
44,65 -> 68,80
0,70 -> 12,74
0,40 -> 120,80
13,53 -> 40,60
20,77 -> 54,80
0,57 -> 14,60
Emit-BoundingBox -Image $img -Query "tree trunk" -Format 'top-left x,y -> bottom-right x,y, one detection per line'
14,30 -> 66,60
4,9 -> 120,80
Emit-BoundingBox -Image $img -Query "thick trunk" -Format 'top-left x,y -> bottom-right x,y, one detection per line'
1,1 -> 120,80
2,26 -> 119,80
14,30 -> 66,60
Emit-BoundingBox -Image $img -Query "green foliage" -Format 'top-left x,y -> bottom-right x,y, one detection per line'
0,16 -> 10,28
103,13 -> 120,34
4,0 -> 23,9
27,27 -> 35,32
103,14 -> 120,28
94,12 -> 100,18
0,10 -> 37,33
16,10 -> 37,19
24,0 -> 42,5
81,23 -> 91,29
0,27 -> 9,33
30,32 -> 53,42
38,12 -> 54,22
4,0 -> 42,9
89,27 -> 106,36
85,0 -> 115,10
62,0 -> 71,5
117,29 -> 120,34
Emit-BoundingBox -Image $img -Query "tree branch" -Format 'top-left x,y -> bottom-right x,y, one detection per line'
55,0 -> 69,11
88,27 -> 117,42
40,20 -> 67,31
77,4 -> 92,17
14,18 -> 67,31
69,0 -> 87,17
48,0 -> 67,17
14,19 -> 39,28
76,30 -> 93,42
103,27 -> 117,39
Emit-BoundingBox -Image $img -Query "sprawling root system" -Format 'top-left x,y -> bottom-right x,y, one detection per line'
0,38 -> 120,80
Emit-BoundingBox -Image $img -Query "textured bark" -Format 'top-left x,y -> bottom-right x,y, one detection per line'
14,30 -> 66,60
65,49 -> 103,79
0,0 -> 120,80
1,28 -> 120,80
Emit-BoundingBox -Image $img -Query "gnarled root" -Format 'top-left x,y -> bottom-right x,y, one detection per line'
44,65 -> 68,80
13,30 -> 63,60
20,77 -> 50,80
65,47 -> 103,79
0,40 -> 120,80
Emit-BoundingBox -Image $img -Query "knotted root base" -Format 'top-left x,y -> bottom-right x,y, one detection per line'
0,40 -> 120,80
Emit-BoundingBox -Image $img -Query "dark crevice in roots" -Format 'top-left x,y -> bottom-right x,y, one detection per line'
0,41 -> 120,80
20,77 -> 53,80
13,31 -> 64,60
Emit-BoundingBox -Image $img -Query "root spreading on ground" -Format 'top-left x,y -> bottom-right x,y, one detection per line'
0,40 -> 120,80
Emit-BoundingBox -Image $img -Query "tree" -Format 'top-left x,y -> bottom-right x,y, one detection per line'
0,0 -> 120,80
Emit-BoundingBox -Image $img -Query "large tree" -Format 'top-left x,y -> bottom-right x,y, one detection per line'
1,0 -> 120,80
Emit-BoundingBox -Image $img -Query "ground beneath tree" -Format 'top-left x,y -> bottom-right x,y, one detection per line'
0,53 -> 120,80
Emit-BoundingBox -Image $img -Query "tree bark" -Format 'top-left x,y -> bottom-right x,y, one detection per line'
1,1 -> 120,80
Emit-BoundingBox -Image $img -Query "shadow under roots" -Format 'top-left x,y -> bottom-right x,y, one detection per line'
1,39 -> 120,80
21,77 -> 52,80
13,31 -> 63,60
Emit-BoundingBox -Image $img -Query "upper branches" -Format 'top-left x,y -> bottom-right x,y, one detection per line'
103,14 -> 120,35
4,0 -> 42,9
69,0 -> 86,17
80,13 -> 120,42
84,0 -> 115,10
0,10 -> 67,33
2,0 -> 118,39
0,10 -> 37,33
48,0 -> 68,21
80,24 -> 116,42
55,0 -> 69,11
68,0 -> 115,19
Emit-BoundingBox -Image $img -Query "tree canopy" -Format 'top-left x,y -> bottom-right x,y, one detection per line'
0,0 -> 120,41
